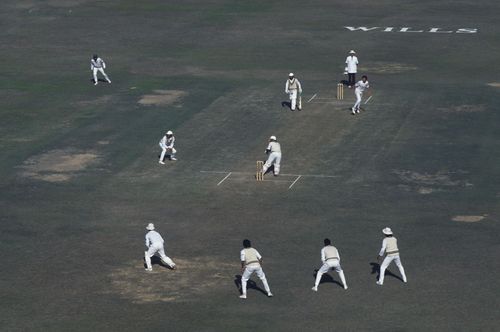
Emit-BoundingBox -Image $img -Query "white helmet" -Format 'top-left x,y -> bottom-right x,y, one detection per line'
166,130 -> 173,135
269,135 -> 277,141
289,72 -> 294,77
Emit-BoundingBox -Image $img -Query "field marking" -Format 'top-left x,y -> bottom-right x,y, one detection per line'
217,172 -> 232,186
288,175 -> 302,189
364,95 -> 373,104
200,170 -> 337,178
307,93 -> 317,103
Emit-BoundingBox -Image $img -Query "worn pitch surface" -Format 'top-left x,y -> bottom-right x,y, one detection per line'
1,0 -> 499,331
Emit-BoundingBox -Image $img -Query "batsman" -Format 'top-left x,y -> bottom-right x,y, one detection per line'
285,73 -> 302,111
262,136 -> 282,176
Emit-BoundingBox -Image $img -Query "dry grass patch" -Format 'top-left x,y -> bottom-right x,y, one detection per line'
20,148 -> 99,182
138,90 -> 187,106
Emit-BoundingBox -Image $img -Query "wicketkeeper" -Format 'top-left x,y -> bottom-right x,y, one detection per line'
159,130 -> 177,164
285,73 -> 302,111
262,136 -> 281,176
90,54 -> 111,85
144,223 -> 176,271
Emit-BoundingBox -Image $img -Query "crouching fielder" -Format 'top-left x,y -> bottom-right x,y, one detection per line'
90,54 -> 111,85
312,238 -> 348,291
352,75 -> 370,114
376,227 -> 407,285
159,130 -> 177,164
144,223 -> 176,271
262,136 -> 281,176
239,239 -> 273,299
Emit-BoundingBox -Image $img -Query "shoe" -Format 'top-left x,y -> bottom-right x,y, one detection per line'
267,292 -> 273,297
403,279 -> 407,283
171,265 -> 177,270
145,268 -> 153,272
170,157 -> 177,161
311,287 -> 318,292
274,173 -> 278,176
159,161 -> 165,165
352,110 -> 356,115
344,285 -> 348,290
107,80 -> 112,83
94,82 -> 98,85
298,108 -> 302,111
239,294 -> 247,299
356,109 -> 360,114
376,281 -> 383,286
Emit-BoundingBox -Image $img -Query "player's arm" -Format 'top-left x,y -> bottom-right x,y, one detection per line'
377,239 -> 387,261
285,81 -> 289,94
240,251 -> 246,271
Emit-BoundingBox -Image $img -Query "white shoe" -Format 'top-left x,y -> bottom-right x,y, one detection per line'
170,157 -> 177,161
94,82 -> 98,85
344,285 -> 348,290
352,110 -> 356,115
311,287 -> 318,292
267,292 -> 273,297
145,268 -> 153,272
356,109 -> 360,113
107,80 -> 112,83
376,281 -> 383,286
239,294 -> 247,299
403,279 -> 407,283
159,161 -> 165,165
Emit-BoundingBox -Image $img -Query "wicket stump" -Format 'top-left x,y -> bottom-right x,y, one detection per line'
256,161 -> 264,181
337,83 -> 344,100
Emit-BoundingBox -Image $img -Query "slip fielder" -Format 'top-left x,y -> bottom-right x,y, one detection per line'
312,238 -> 348,291
376,227 -> 407,285
90,54 -> 111,85
144,223 -> 176,271
239,239 -> 273,299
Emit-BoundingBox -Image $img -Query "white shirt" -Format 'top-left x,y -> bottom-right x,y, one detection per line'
266,141 -> 281,153
91,57 -> 106,70
159,135 -> 175,149
240,248 -> 262,263
355,80 -> 369,93
321,246 -> 340,263
379,237 -> 398,256
145,230 -> 164,247
285,78 -> 302,93
345,55 -> 358,73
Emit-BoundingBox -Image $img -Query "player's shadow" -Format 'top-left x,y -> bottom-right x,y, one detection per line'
143,256 -> 175,270
281,101 -> 293,111
89,78 -> 109,84
234,275 -> 268,296
313,269 -> 344,288
370,262 -> 405,282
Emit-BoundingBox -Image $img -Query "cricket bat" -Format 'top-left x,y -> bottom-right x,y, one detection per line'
298,95 -> 302,110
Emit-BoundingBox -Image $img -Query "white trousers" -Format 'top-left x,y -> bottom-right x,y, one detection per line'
262,152 -> 281,175
314,259 -> 347,288
379,254 -> 407,284
159,144 -> 177,161
93,67 -> 111,83
353,90 -> 362,110
241,265 -> 271,295
288,89 -> 298,110
145,244 -> 176,269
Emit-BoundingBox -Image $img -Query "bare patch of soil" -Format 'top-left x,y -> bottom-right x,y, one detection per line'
394,170 -> 471,194
138,90 -> 187,106
452,215 -> 486,223
486,82 -> 500,88
437,104 -> 485,113
107,257 -> 234,303
19,149 -> 99,182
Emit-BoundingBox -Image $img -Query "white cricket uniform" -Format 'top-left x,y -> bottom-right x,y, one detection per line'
345,55 -> 359,86
353,80 -> 369,112
91,57 -> 111,84
285,78 -> 302,110
144,230 -> 176,270
240,248 -> 271,296
262,141 -> 281,175
314,245 -> 347,289
159,135 -> 176,161
378,237 -> 407,284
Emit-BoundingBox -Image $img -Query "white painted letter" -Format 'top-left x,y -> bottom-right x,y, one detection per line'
399,27 -> 424,33
383,27 -> 394,32
456,28 -> 478,33
429,28 -> 453,33
344,26 -> 379,31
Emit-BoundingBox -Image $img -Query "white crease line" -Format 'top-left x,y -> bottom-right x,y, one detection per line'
288,175 -> 302,190
307,93 -> 317,103
216,172 -> 232,186
200,170 -> 337,178
364,96 -> 373,104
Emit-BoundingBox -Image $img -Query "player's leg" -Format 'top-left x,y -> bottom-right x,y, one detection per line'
273,153 -> 281,175
255,267 -> 272,296
290,90 -> 297,110
170,147 -> 177,161
262,154 -> 276,174
352,91 -> 362,114
159,144 -> 167,164
377,256 -> 394,285
144,246 -> 157,271
313,263 -> 330,290
333,263 -> 348,289
93,68 -> 98,85
157,247 -> 176,269
240,267 -> 253,298
99,68 -> 111,83
394,256 -> 407,282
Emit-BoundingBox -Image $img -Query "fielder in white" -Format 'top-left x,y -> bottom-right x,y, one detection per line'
285,73 -> 302,111
376,227 -> 407,285
352,75 -> 370,115
262,136 -> 281,176
345,50 -> 359,88
312,238 -> 348,291
90,54 -> 111,85
239,239 -> 273,299
159,130 -> 177,164
144,223 -> 176,271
